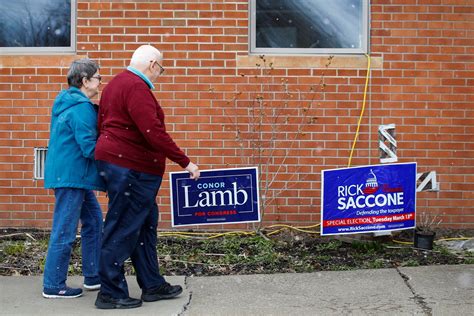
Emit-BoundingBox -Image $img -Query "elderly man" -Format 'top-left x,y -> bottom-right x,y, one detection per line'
95,45 -> 200,309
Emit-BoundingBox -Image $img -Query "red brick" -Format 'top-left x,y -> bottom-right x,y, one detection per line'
0,1 -> 473,229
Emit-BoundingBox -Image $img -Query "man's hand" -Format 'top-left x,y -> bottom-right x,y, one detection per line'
185,162 -> 200,180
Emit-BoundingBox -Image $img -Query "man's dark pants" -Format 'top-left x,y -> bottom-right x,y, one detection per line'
97,160 -> 166,299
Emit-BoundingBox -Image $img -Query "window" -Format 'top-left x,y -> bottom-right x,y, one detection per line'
250,0 -> 369,55
0,0 -> 75,54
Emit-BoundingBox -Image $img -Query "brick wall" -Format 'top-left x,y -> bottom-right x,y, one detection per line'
0,0 -> 472,229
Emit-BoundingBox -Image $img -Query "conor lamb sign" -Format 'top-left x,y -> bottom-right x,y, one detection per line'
170,167 -> 260,227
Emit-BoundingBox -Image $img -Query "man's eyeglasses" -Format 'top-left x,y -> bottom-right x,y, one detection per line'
151,60 -> 165,75
90,75 -> 102,82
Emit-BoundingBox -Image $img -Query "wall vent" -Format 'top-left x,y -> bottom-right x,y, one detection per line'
34,147 -> 48,180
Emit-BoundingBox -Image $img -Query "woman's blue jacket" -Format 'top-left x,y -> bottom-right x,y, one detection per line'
44,87 -> 105,191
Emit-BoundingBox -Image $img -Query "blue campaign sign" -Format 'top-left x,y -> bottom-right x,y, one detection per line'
170,167 -> 260,227
321,162 -> 417,236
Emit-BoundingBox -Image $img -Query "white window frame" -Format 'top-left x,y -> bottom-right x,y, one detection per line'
0,0 -> 76,54
249,0 -> 370,55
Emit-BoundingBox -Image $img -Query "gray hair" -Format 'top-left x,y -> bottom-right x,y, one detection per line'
67,58 -> 99,88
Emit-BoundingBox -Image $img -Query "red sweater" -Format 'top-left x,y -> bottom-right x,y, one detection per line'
95,70 -> 190,176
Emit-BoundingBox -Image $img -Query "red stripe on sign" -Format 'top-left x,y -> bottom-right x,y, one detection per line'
324,212 -> 415,227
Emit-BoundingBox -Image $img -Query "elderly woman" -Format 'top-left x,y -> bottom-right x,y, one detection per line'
42,58 -> 105,298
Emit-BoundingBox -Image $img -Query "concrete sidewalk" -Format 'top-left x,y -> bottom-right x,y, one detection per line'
1,265 -> 473,315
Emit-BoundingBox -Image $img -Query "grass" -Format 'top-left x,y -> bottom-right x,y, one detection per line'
400,259 -> 420,267
158,235 -> 280,273
3,242 -> 26,256
464,257 -> 474,265
154,234 -> 472,276
0,230 -> 473,276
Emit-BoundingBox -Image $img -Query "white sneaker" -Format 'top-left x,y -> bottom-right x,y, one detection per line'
83,283 -> 101,291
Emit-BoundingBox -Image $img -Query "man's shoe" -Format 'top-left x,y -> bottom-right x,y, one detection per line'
83,276 -> 101,291
42,287 -> 83,299
141,282 -> 183,302
95,292 -> 142,309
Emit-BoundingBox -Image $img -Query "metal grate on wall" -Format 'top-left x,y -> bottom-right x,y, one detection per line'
34,147 -> 48,180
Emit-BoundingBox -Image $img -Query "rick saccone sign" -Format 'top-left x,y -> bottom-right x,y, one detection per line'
170,167 -> 260,227
321,162 -> 417,236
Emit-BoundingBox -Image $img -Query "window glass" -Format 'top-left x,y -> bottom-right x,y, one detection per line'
251,0 -> 368,54
0,0 -> 75,54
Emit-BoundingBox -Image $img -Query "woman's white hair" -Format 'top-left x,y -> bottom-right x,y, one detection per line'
130,45 -> 162,67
